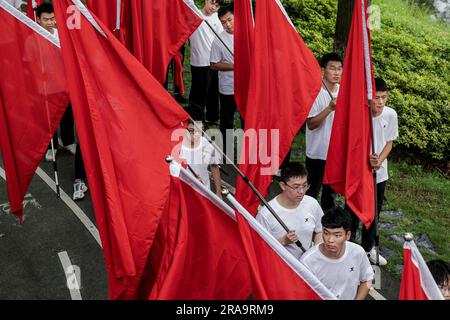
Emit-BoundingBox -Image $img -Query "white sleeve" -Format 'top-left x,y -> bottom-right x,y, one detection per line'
308,93 -> 323,118
313,202 -> 324,233
210,39 -> 222,64
385,110 -> 399,142
256,211 -> 273,234
359,252 -> 375,283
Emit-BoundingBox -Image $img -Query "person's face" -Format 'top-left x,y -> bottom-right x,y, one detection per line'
322,227 -> 351,256
373,91 -> 388,117
438,277 -> 450,300
220,12 -> 234,34
37,12 -> 56,33
280,176 -> 309,203
204,0 -> 220,15
322,61 -> 343,85
186,122 -> 203,142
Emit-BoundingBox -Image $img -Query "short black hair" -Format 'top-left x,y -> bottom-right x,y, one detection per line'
321,207 -> 352,232
320,52 -> 343,68
375,78 -> 389,92
427,260 -> 450,286
281,162 -> 308,183
211,0 -> 225,6
36,3 -> 54,18
218,5 -> 234,18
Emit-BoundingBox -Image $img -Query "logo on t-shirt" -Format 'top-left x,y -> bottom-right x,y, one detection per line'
305,218 -> 309,223
349,267 -> 355,272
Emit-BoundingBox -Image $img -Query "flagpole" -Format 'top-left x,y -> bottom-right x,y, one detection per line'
322,79 -> 334,100
189,118 -> 306,252
204,20 -> 234,56
368,99 -> 379,265
114,0 -> 121,39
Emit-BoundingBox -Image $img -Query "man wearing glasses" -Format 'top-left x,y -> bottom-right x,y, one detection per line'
256,163 -> 324,259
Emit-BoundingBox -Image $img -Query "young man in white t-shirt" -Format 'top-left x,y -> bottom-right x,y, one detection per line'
256,163 -> 324,260
305,53 -> 343,213
349,78 -> 399,266
300,207 -> 374,300
189,0 -> 224,123
210,5 -> 242,155
180,108 -> 222,198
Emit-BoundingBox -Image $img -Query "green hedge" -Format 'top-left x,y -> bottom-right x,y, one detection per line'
282,0 -> 449,163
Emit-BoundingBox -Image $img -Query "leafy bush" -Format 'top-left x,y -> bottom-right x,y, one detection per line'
282,0 -> 449,163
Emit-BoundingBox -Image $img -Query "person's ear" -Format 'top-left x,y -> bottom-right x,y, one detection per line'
279,181 -> 286,191
346,231 -> 351,241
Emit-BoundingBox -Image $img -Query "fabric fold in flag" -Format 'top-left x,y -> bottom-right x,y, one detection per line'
235,0 -> 322,216
53,0 -> 189,299
0,1 -> 69,222
226,192 -> 336,300
129,0 -> 202,88
234,0 -> 254,119
144,162 -> 251,300
323,0 -> 375,228
399,239 -> 444,300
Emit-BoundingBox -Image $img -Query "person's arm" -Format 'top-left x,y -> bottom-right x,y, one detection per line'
210,62 -> 234,71
210,164 -> 223,199
355,281 -> 372,300
279,231 -> 299,246
313,232 -> 323,245
370,141 -> 393,170
306,99 -> 336,130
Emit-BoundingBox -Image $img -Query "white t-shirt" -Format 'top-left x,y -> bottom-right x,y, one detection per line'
256,195 -> 324,260
179,137 -> 221,190
372,106 -> 398,183
306,86 -> 340,160
189,12 -> 223,67
300,241 -> 374,300
210,31 -> 234,95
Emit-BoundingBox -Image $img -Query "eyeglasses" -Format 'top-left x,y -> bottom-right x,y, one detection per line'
187,128 -> 202,134
283,182 -> 310,193
327,67 -> 343,73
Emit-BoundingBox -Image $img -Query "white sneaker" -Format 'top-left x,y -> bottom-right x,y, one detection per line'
62,143 -> 77,155
45,149 -> 56,162
367,247 -> 387,266
73,179 -> 87,201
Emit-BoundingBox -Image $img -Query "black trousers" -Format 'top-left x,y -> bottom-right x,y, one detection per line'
48,103 -> 75,150
349,181 -> 386,252
189,66 -> 219,122
219,94 -> 244,155
305,156 -> 336,212
75,143 -> 86,180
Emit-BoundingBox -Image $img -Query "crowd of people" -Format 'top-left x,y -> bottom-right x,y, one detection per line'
7,0 -> 448,300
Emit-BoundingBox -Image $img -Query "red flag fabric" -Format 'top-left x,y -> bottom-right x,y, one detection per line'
227,192 -> 336,300
129,0 -> 202,86
144,163 -> 251,299
26,0 -> 42,20
235,0 -> 322,216
399,239 -> 444,300
323,0 -> 375,228
0,2 -> 68,222
53,0 -> 189,299
234,0 -> 254,119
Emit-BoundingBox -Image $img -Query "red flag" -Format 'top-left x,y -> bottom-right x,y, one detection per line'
323,0 -> 375,228
0,2 -> 69,222
227,193 -> 336,299
129,0 -> 202,88
235,0 -> 322,216
53,0 -> 189,299
399,239 -> 444,300
144,163 -> 251,299
234,0 -> 254,119
26,0 -> 42,20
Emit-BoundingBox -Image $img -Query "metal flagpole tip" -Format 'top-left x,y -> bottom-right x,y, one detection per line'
165,155 -> 174,163
404,233 -> 414,242
221,187 -> 230,196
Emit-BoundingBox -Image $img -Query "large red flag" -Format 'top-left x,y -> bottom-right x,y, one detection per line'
235,0 -> 322,216
226,192 -> 336,300
143,162 -> 251,299
323,0 -> 375,228
129,0 -> 202,93
53,0 -> 189,299
0,1 -> 68,222
399,239 -> 444,300
234,0 -> 254,118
